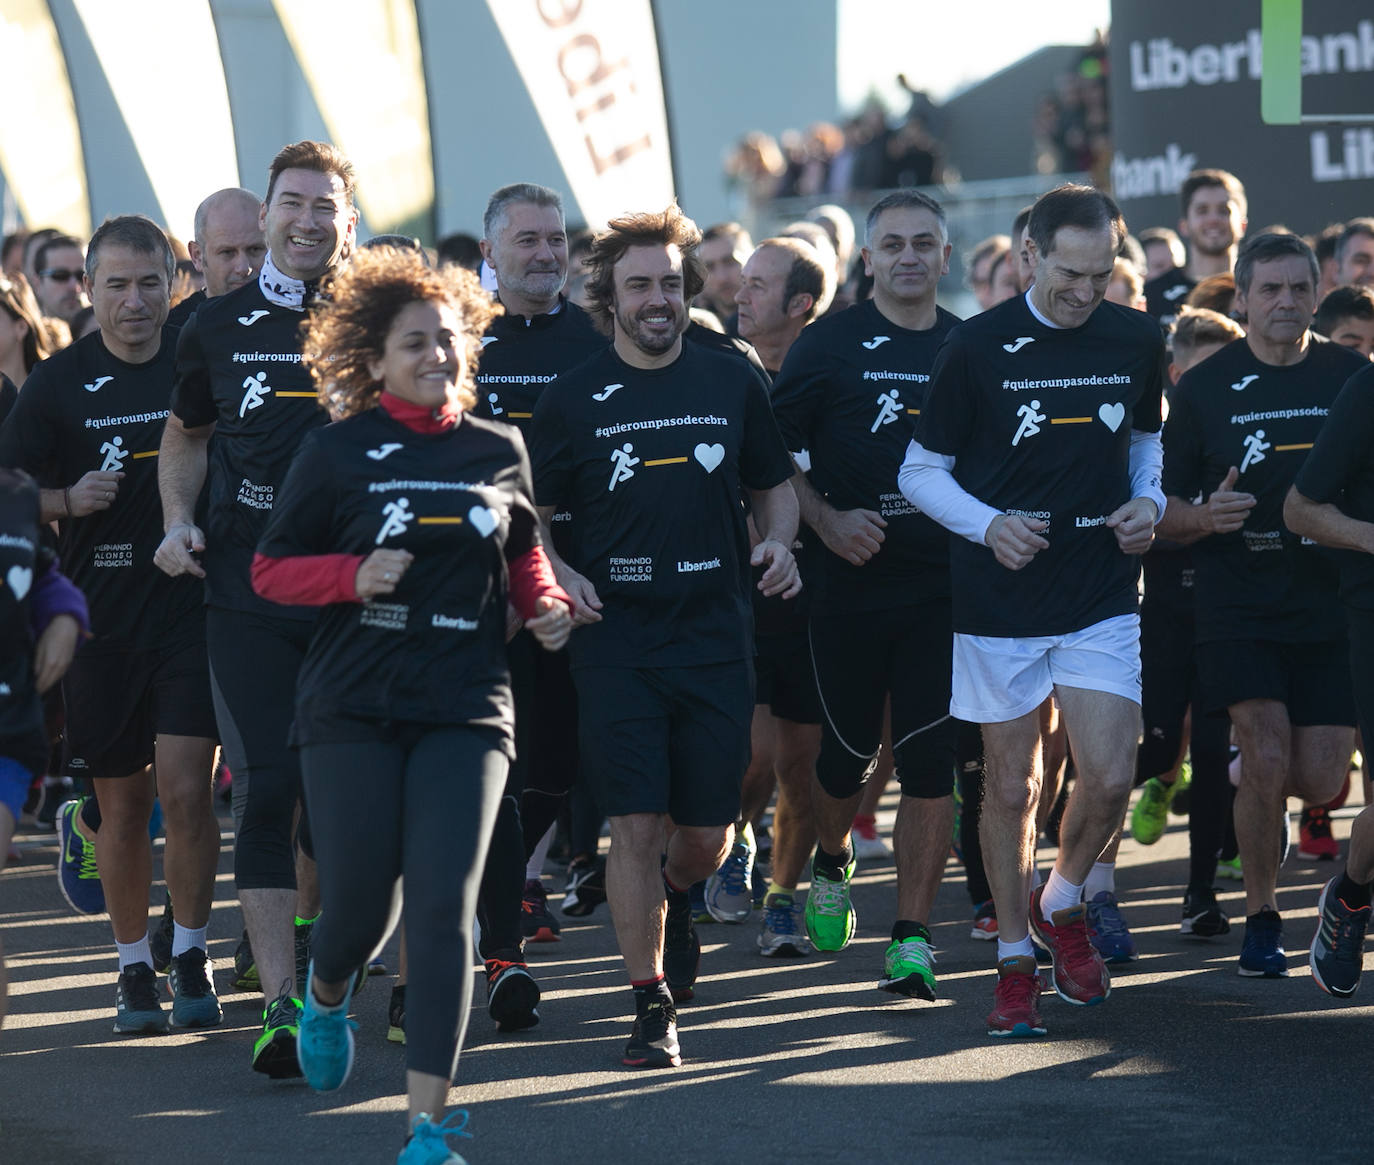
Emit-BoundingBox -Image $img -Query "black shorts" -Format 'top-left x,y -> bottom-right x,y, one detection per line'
1346,609 -> 1374,745
62,633 -> 218,780
573,660 -> 752,827
1195,637 -> 1356,726
809,602 -> 956,800
754,630 -> 821,724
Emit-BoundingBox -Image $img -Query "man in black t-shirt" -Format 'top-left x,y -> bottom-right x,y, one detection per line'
0,216 -> 222,1035
530,205 -> 798,1069
772,192 -> 962,1001
155,140 -> 358,1078
1285,362 -> 1374,997
468,182 -> 607,1021
1143,169 -> 1247,333
901,184 -> 1166,1037
1160,232 -> 1365,980
167,188 -> 266,329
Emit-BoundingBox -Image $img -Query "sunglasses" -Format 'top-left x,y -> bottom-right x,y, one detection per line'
39,268 -> 84,283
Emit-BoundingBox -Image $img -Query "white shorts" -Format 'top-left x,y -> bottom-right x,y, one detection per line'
950,613 -> 1141,724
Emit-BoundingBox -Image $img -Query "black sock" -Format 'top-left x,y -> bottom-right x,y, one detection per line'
813,842 -> 853,879
892,920 -> 930,943
80,795 -> 102,833
1336,870 -> 1372,908
631,975 -> 671,1012
661,870 -> 690,904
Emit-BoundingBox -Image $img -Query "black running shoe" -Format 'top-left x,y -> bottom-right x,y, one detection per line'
295,917 -> 366,1000
114,962 -> 167,1035
485,956 -> 540,1031
623,998 -> 681,1068
1180,885 -> 1231,938
521,878 -> 562,943
169,947 -> 222,1028
663,893 -> 701,1003
562,855 -> 607,917
149,895 -> 175,974
1310,877 -> 1370,998
252,992 -> 304,1079
387,984 -> 406,1044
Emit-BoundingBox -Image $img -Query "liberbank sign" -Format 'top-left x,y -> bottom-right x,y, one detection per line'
1108,2 -> 1373,238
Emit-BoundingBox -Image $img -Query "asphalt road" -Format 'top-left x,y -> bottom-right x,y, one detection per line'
2,793 -> 1370,1165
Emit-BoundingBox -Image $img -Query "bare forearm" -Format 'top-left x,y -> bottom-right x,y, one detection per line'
750,481 -> 799,547
790,468 -> 833,536
1154,496 -> 1212,545
39,487 -> 70,524
1284,488 -> 1374,555
159,418 -> 210,529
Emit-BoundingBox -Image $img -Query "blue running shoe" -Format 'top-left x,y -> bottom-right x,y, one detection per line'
1086,891 -> 1138,963
399,1110 -> 472,1164
169,947 -> 222,1028
57,798 -> 104,915
1239,908 -> 1289,978
705,840 -> 754,923
114,961 -> 167,1034
297,960 -> 357,1091
147,797 -> 163,842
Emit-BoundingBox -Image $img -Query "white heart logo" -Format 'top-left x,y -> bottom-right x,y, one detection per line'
694,443 -> 724,473
468,505 -> 498,537
1098,402 -> 1125,432
7,564 -> 32,600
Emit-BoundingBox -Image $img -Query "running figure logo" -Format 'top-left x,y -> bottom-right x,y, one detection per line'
608,443 -> 639,491
239,371 -> 272,418
871,389 -> 902,433
487,392 -> 503,416
99,435 -> 129,472
1012,399 -> 1046,446
375,497 -> 415,544
1240,429 -> 1270,472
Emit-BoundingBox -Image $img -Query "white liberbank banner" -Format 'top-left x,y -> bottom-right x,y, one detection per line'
485,0 -> 675,228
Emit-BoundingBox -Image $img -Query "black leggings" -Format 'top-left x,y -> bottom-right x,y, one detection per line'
207,607 -> 313,890
509,633 -> 580,856
955,720 -> 992,906
302,723 -> 507,1079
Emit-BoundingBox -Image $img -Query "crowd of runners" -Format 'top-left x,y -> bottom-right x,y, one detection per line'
2,140 -> 1373,1165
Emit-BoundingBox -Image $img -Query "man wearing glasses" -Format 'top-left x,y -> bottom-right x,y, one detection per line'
33,235 -> 89,326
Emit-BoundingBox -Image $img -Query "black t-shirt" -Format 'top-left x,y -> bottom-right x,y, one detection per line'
1145,266 -> 1197,332
772,299 -> 960,615
472,298 -> 606,433
916,294 -> 1166,637
0,329 -> 202,652
167,289 -> 207,330
1290,362 -> 1374,613
530,341 -> 794,669
1140,540 -> 1195,614
170,279 -> 326,619
0,469 -> 48,775
1162,335 -> 1367,642
0,374 -> 17,428
257,408 -> 540,746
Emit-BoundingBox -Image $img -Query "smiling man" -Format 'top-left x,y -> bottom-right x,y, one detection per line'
0,215 -> 221,1036
154,140 -> 359,1079
1144,169 -> 1248,330
898,183 -> 1166,1038
529,204 -> 799,1069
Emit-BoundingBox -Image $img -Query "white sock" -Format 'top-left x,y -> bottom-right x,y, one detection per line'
1040,869 -> 1084,921
1084,862 -> 1115,901
525,823 -> 555,883
115,935 -> 153,970
171,923 -> 207,958
997,935 -> 1035,962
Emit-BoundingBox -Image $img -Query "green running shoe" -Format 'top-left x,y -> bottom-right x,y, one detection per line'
1130,776 -> 1176,846
878,934 -> 937,1000
804,855 -> 856,951
252,993 -> 303,1079
1216,855 -> 1244,881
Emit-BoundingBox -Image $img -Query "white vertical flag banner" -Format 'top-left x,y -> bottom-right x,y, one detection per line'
73,0 -> 237,241
485,0 -> 675,228
273,0 -> 434,235
0,0 -> 90,236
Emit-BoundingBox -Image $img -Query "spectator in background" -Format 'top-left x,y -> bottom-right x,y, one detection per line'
965,235 -> 1011,312
725,132 -> 787,207
698,222 -> 753,328
1185,272 -> 1237,319
0,273 -> 54,386
1106,257 -> 1146,311
1010,205 -> 1034,293
806,205 -> 856,280
1336,218 -> 1374,289
984,248 -> 1020,307
1139,227 -> 1186,281
885,115 -> 943,188
2,232 -> 27,279
1313,223 -> 1346,302
437,232 -> 483,273
21,229 -> 60,291
794,124 -> 843,199
1314,285 -> 1374,359
32,234 -> 87,325
565,230 -> 594,310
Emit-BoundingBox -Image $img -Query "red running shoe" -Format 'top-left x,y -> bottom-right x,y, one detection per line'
1298,806 -> 1340,862
1028,884 -> 1110,1005
986,955 -> 1045,1037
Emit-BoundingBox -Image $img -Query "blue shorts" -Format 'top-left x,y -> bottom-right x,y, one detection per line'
0,756 -> 33,824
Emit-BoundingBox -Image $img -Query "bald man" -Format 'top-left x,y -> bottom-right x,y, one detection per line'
168,188 -> 267,326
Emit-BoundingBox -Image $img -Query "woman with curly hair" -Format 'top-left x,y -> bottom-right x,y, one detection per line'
252,247 -> 572,1165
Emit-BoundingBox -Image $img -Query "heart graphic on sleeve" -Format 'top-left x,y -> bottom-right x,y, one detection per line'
694,443 -> 725,473
7,565 -> 32,600
468,505 -> 499,537
1098,402 -> 1125,432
